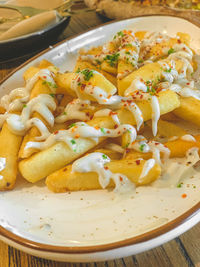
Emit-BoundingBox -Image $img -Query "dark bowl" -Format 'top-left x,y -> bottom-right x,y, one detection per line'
0,16 -> 71,62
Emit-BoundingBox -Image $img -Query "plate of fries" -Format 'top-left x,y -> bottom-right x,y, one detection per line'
0,15 -> 200,262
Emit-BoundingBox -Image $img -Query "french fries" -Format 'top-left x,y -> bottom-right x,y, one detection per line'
0,123 -> 22,190
1,28 -> 199,195
173,97 -> 200,127
46,158 -> 161,192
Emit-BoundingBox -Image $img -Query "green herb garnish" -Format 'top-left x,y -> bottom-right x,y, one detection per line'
168,48 -> 175,55
177,183 -> 182,188
100,128 -> 106,134
69,123 -> 76,128
81,69 -> 94,81
70,139 -> 76,145
104,53 -> 120,67
117,31 -> 124,37
76,67 -> 81,73
102,154 -> 108,160
49,93 -> 55,98
23,104 -> 27,108
139,144 -> 146,152
63,111 -> 67,115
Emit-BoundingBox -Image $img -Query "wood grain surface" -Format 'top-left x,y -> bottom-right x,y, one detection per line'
0,2 -> 200,266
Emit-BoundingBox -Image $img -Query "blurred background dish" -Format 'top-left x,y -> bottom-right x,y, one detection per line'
0,0 -> 72,62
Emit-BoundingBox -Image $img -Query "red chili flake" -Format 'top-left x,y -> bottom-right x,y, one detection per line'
109,111 -> 117,116
183,47 -> 186,51
119,176 -> 123,182
99,94 -> 103,97
86,112 -> 90,117
124,103 -> 127,107
127,99 -> 132,104
43,76 -> 47,79
182,193 -> 187,199
186,83 -> 190,85
90,115 -> 94,120
117,131 -> 121,134
155,142 -> 159,145
63,168 -> 68,172
88,82 -> 91,85
104,166 -> 109,170
177,39 -> 181,44
107,130 -> 110,133
54,130 -> 59,135
114,124 -> 118,129
77,77 -> 80,82
140,95 -> 143,99
81,104 -> 84,107
81,84 -> 86,90
126,148 -> 130,153
136,160 -> 141,165
121,99 -> 125,103
136,91 -> 140,95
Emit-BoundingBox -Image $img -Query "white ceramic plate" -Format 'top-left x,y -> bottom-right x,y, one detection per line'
0,16 -> 200,262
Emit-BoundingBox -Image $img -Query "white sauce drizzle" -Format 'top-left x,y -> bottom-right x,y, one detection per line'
55,99 -> 94,123
72,152 -> 135,193
6,94 -> 56,138
25,122 -> 137,153
0,157 -> 6,180
181,134 -> 196,142
139,159 -> 155,182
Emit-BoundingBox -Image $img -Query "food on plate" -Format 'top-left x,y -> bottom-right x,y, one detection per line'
1,29 -> 200,193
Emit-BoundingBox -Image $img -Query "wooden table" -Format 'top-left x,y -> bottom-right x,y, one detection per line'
0,3 -> 200,266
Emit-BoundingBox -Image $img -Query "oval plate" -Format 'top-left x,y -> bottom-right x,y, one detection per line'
0,15 -> 200,262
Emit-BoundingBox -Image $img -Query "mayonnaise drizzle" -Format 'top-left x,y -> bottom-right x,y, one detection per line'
0,157 -> 6,180
0,69 -> 57,113
139,159 -> 155,182
55,99 -> 94,123
181,134 -> 196,142
6,94 -> 56,138
72,152 -> 135,193
25,122 -> 137,153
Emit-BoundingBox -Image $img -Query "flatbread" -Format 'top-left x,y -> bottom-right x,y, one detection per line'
84,0 -> 200,27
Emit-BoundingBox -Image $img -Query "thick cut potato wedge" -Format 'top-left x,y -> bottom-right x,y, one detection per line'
118,59 -> 184,96
46,158 -> 161,192
173,97 -> 200,127
19,63 -> 57,159
19,90 -> 179,182
0,123 -> 22,190
55,71 -> 117,101
73,60 -> 117,87
126,135 -> 200,160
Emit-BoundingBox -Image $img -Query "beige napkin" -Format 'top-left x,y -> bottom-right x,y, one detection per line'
0,0 -> 64,41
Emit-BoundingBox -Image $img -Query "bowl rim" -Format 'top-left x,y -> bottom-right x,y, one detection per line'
0,14 -> 200,255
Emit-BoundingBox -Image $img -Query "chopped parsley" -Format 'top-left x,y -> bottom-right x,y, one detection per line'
168,48 -> 175,55
104,53 -> 120,67
102,154 -> 108,160
177,183 -> 182,188
70,139 -> 76,145
95,59 -> 101,65
69,123 -> 76,128
81,69 -> 94,81
63,111 -> 67,115
125,43 -> 133,48
139,144 -> 146,152
117,31 -> 124,37
23,104 -> 27,108
49,93 -> 55,98
100,127 -> 106,134
76,67 -> 81,73
138,59 -> 144,64
125,51 -> 131,55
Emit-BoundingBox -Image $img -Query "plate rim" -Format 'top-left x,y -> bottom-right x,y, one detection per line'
0,14 -> 200,254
